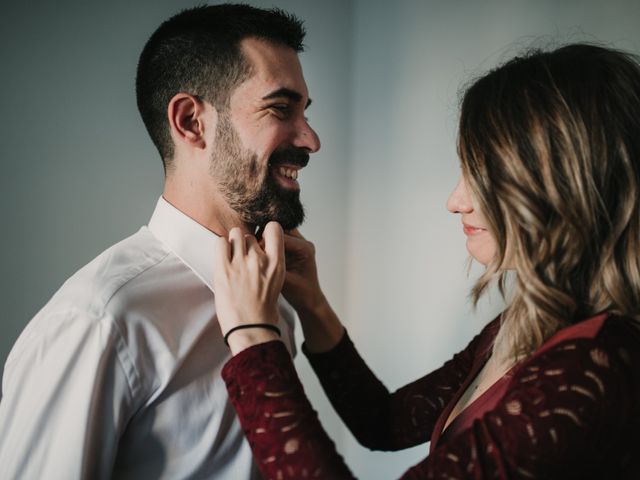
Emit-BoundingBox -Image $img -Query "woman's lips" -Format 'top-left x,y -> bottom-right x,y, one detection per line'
462,223 -> 487,235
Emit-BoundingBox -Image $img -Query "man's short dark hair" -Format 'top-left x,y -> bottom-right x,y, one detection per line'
136,4 -> 306,169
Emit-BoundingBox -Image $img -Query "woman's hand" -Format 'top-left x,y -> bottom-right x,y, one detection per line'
282,229 -> 326,314
214,222 -> 285,354
283,229 -> 345,352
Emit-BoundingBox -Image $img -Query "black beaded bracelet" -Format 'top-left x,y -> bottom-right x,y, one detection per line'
223,323 -> 282,346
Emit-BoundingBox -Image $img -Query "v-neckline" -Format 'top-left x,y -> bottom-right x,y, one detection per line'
441,354 -> 512,432
429,312 -> 609,452
429,320 -> 500,451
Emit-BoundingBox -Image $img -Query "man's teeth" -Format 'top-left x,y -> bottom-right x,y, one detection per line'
278,166 -> 299,180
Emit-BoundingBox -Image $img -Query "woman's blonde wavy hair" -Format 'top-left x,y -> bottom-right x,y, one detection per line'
458,44 -> 640,362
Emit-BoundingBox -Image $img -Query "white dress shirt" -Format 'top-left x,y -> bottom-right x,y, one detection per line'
0,197 -> 297,479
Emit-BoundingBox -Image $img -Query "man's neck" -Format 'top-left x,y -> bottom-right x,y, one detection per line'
162,185 -> 253,237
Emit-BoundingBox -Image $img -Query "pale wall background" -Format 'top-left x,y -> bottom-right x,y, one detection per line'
1,0 -> 639,478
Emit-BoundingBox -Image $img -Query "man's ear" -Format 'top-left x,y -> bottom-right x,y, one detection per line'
167,93 -> 211,150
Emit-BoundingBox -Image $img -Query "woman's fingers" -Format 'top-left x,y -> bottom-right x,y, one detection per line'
228,227 -> 247,259
284,232 -> 310,255
285,228 -> 305,239
216,234 -> 231,263
244,233 -> 261,257
263,222 -> 284,264
221,225 -> 284,271
244,234 -> 257,245
284,230 -> 316,267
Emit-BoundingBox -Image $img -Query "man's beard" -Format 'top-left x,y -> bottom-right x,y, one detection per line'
210,112 -> 309,230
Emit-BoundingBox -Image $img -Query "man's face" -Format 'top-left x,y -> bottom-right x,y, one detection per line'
210,38 -> 320,230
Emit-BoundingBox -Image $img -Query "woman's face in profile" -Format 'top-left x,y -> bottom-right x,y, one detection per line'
447,176 -> 496,265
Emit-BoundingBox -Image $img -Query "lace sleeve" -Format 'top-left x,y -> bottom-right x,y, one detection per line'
302,326 -> 494,450
223,340 -> 356,480
223,321 -> 639,479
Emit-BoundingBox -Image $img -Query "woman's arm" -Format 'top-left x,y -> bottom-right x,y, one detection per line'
281,229 -> 487,449
223,322 -> 637,479
302,326 -> 487,451
223,340 -> 356,480
215,227 -> 484,450
214,224 -> 638,478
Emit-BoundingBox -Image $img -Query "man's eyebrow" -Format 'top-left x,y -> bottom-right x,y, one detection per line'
262,87 -> 312,109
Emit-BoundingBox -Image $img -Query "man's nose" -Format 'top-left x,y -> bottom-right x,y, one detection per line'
292,120 -> 321,153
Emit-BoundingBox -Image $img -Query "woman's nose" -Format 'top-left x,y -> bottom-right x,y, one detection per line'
446,176 -> 473,214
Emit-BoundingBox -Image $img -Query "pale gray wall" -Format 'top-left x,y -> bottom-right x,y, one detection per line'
2,1 -> 640,478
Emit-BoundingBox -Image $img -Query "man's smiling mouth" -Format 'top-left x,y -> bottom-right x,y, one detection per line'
272,164 -> 302,189
277,166 -> 299,180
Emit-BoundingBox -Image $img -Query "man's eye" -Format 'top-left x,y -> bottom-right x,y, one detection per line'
270,104 -> 290,115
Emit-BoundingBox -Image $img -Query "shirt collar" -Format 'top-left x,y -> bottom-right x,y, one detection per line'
148,196 -> 220,293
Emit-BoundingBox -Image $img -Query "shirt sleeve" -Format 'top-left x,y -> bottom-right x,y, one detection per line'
301,327 -> 488,450
0,309 -> 140,480
222,323 -> 638,479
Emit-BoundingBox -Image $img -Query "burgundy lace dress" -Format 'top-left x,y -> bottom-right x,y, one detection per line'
222,314 -> 640,479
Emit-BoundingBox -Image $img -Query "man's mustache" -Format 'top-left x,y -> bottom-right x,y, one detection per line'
269,148 -> 309,168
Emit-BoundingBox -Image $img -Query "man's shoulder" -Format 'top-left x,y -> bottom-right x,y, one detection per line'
54,227 -> 170,312
20,227 -> 172,337
4,228 -> 172,370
